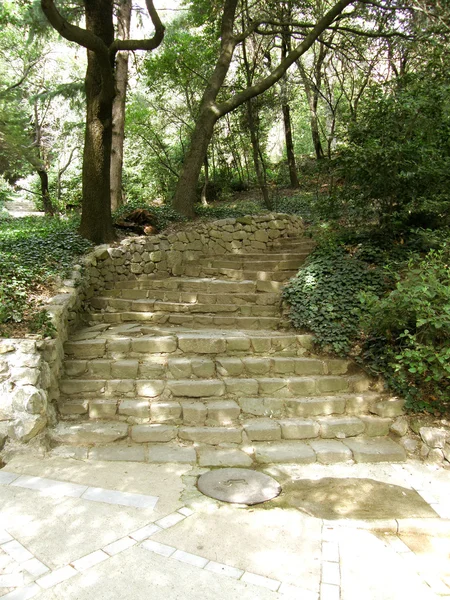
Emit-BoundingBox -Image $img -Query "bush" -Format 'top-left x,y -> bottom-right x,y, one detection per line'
194,200 -> 265,220
360,247 -> 450,412
282,244 -> 386,355
0,216 -> 92,335
337,73 -> 450,232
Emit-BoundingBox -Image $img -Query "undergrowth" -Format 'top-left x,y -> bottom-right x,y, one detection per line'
0,216 -> 92,336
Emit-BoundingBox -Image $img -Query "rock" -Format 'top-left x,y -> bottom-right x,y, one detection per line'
279,419 -> 320,440
426,448 -> 445,464
400,437 -> 419,454
370,398 -> 405,418
89,445 -> 146,462
419,427 -> 449,449
178,427 -> 242,444
197,448 -> 253,468
243,419 -> 281,441
11,386 -> 47,415
390,416 -> 409,437
316,416 -> 365,439
309,440 -> 353,464
49,422 -> 128,445
253,441 -> 316,464
147,444 -> 196,464
9,414 -> 47,442
131,424 -> 177,443
343,438 -> 406,463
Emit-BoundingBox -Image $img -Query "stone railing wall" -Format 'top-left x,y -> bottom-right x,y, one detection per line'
0,213 -> 303,451
85,214 -> 304,292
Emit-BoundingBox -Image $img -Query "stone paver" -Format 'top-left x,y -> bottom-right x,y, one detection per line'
0,454 -> 449,600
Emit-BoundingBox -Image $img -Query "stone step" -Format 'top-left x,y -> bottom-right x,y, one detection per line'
87,312 -> 287,329
197,267 -> 298,281
57,393 -> 399,425
63,355 -> 354,380
52,415 -> 394,440
90,298 -> 280,317
47,424 -> 407,465
96,289 -> 281,306
106,278 -> 259,293
197,258 -> 307,271
105,277 -> 287,294
57,373 -> 373,401
64,330 -> 315,359
231,252 -> 310,260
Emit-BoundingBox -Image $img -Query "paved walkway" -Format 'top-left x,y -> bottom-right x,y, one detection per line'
0,456 -> 449,599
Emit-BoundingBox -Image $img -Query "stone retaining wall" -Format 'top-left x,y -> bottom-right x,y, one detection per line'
85,214 -> 304,291
0,213 -> 303,448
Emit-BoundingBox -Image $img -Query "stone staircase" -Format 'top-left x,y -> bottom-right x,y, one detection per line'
48,234 -> 407,466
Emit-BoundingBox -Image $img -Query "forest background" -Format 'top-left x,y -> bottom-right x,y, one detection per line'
0,0 -> 449,415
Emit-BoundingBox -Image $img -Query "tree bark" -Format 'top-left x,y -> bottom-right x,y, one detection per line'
111,0 -> 132,213
172,0 -> 240,217
79,0 -> 116,243
280,19 -> 299,188
246,98 -> 271,209
297,57 -> 325,160
40,0 -> 164,243
282,102 -> 299,187
37,168 -> 55,216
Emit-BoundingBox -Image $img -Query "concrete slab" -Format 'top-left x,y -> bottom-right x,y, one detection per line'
0,486 -> 155,569
339,528 -> 437,600
35,546 -> 284,600
3,455 -> 187,518
152,504 -> 322,590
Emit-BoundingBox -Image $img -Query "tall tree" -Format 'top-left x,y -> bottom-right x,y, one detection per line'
171,0 -> 354,218
111,0 -> 132,212
40,0 -> 164,243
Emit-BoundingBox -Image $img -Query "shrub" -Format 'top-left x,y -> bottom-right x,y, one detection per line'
360,247 -> 450,412
0,216 -> 92,335
282,244 -> 386,355
194,200 -> 265,220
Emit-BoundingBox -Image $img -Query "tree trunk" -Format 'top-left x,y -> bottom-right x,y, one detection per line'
172,108 -> 216,217
282,102 -> 299,187
79,0 -> 116,243
280,23 -> 299,188
297,58 -> 325,160
37,168 -> 55,215
171,0 -> 353,217
200,156 -> 209,206
172,0 -> 240,216
110,0 -> 132,213
247,100 -> 271,209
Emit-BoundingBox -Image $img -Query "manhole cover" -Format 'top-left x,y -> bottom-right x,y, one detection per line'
197,468 -> 281,505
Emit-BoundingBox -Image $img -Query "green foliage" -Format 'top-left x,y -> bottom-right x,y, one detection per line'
194,200 -> 266,220
283,243 -> 386,355
360,247 -> 450,412
0,216 -> 92,335
337,72 -> 450,231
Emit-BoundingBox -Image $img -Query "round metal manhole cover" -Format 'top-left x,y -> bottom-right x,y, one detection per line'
197,468 -> 281,505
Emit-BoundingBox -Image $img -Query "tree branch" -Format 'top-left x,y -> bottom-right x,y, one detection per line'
216,0 -> 354,117
111,0 -> 164,52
